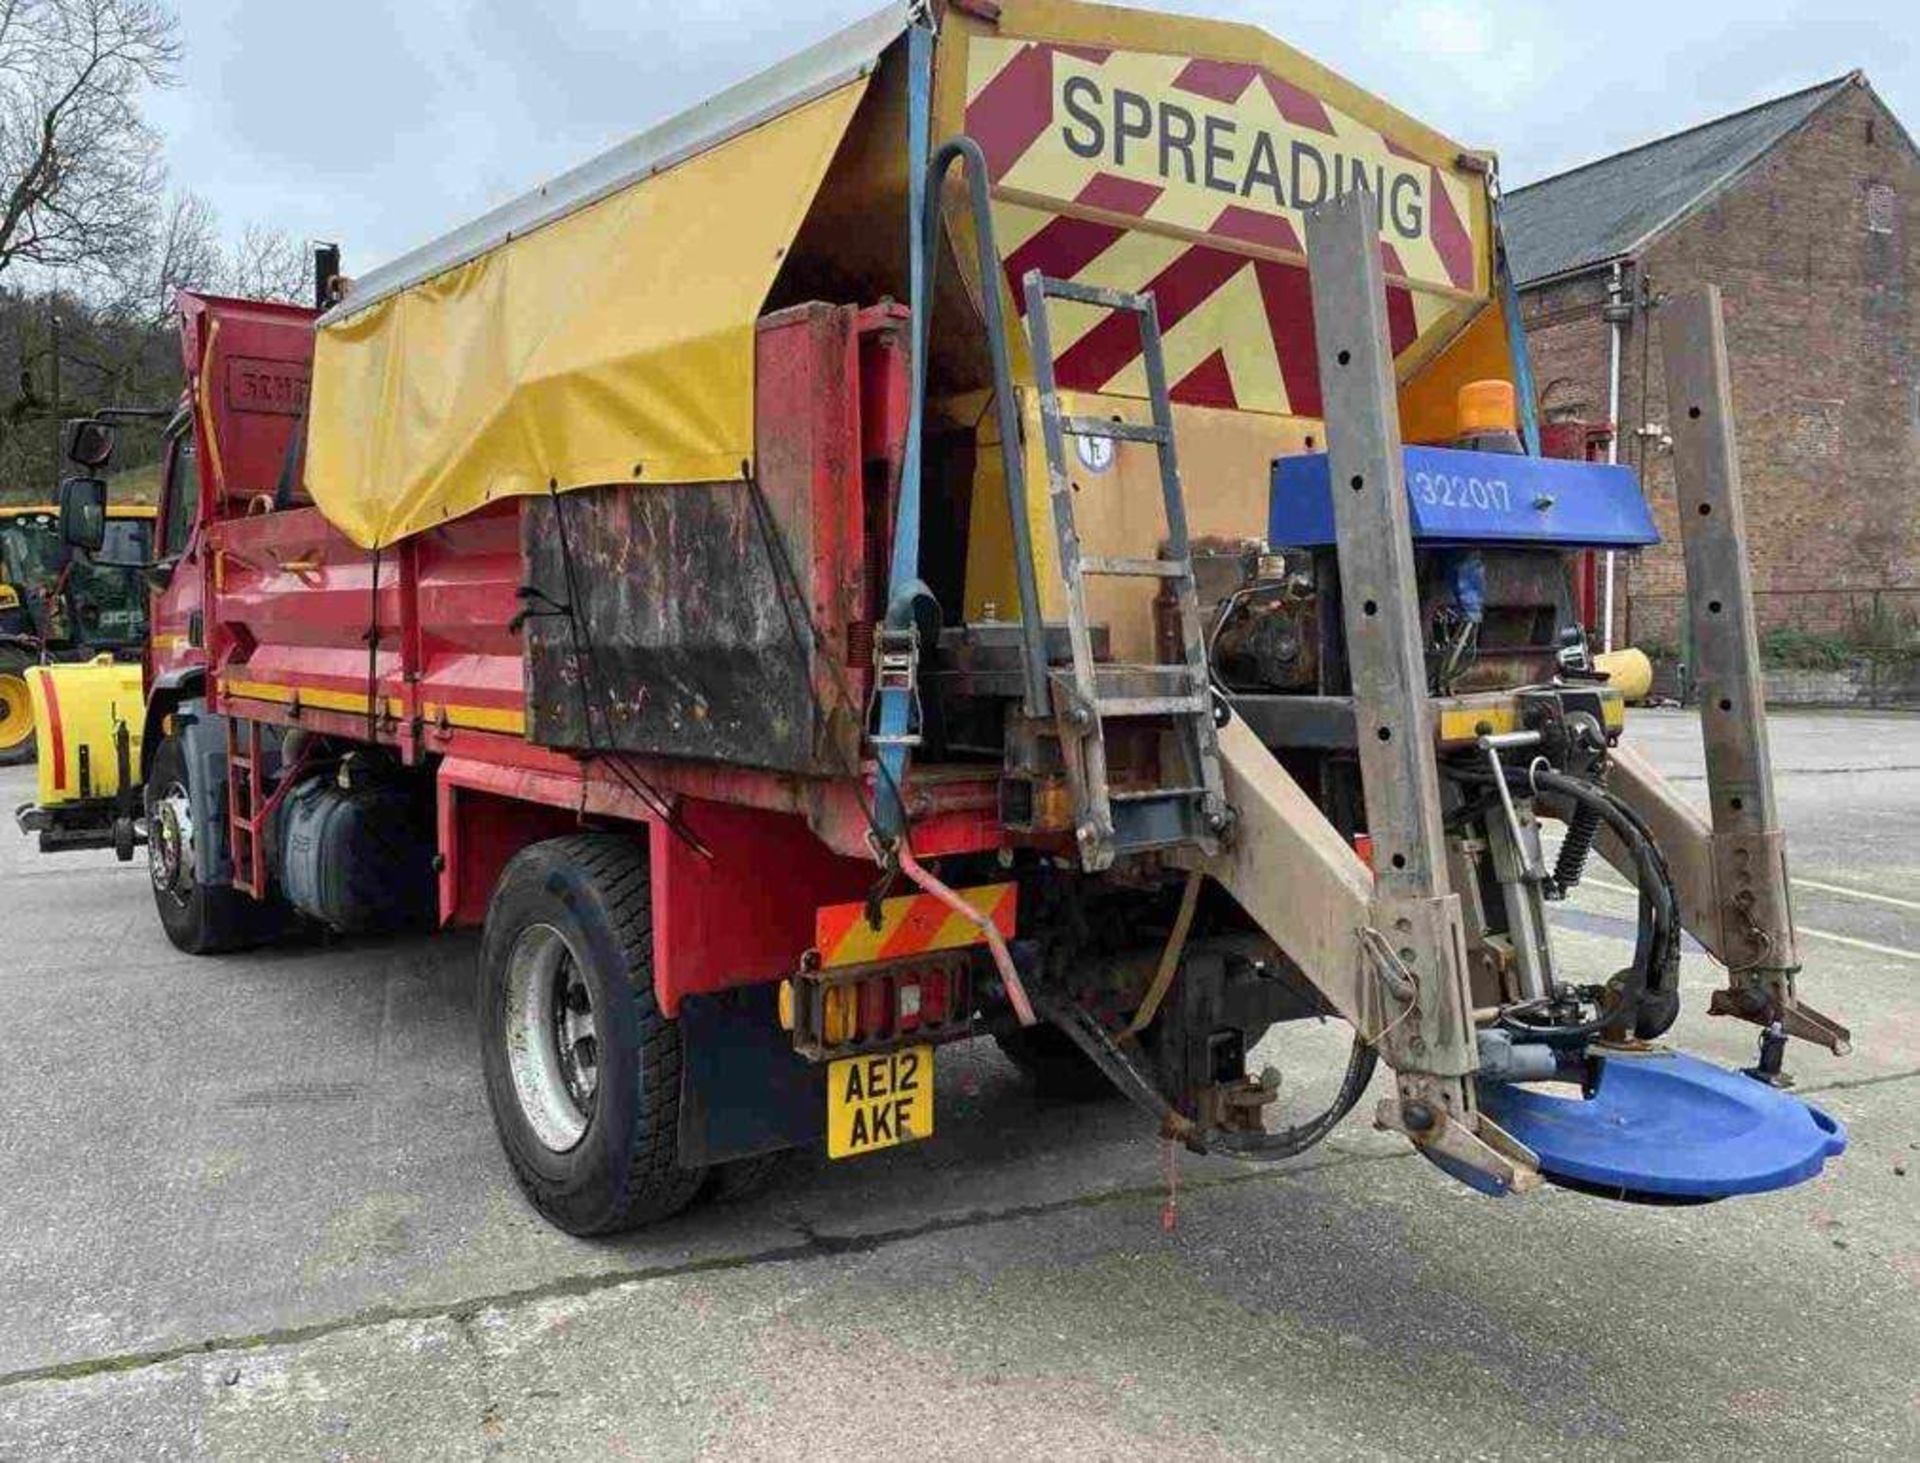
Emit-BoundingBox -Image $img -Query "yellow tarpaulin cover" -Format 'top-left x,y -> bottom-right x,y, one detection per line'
306,80 -> 868,548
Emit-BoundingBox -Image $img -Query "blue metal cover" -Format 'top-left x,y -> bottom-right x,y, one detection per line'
1476,1049 -> 1847,1201
1270,447 -> 1660,549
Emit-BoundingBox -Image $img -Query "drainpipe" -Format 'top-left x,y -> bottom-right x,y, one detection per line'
1601,260 -> 1628,652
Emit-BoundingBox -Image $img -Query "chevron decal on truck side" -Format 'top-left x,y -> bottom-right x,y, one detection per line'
963,35 -> 1482,415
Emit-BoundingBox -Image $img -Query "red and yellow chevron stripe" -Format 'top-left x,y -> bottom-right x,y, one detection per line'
814,883 -> 1018,969
961,34 -> 1486,417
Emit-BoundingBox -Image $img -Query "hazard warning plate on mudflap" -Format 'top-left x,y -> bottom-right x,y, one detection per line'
827,1046 -> 933,1159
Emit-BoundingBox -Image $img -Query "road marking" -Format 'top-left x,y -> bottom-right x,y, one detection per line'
1585,878 -> 1920,964
1790,876 -> 1920,916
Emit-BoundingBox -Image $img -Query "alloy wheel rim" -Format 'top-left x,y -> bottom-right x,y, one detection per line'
148,781 -> 195,907
502,922 -> 599,1153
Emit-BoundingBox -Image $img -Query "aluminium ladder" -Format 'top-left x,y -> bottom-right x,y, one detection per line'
1019,271 -> 1230,871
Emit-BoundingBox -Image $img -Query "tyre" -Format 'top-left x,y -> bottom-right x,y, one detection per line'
146,732 -> 256,954
0,649 -> 35,766
994,1023 -> 1120,1102
479,834 -> 707,1234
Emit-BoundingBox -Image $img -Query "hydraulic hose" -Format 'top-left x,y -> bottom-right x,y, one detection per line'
1207,1037 -> 1378,1161
1580,772 -> 1685,1037
1037,993 -> 1377,1161
1450,762 -> 1681,1046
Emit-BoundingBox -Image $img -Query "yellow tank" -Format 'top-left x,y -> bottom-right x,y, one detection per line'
25,655 -> 145,808
1595,647 -> 1654,704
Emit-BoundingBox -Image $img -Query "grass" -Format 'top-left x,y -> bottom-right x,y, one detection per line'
1761,628 -> 1859,670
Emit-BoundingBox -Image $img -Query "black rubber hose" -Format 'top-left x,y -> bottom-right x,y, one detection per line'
1449,763 -> 1678,1046
1528,767 -> 1681,1043
1583,774 -> 1684,1035
1209,1037 -> 1378,1161
1037,992 -> 1377,1162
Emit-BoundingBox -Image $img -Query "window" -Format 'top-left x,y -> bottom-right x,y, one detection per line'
160,432 -> 199,558
1867,183 -> 1896,235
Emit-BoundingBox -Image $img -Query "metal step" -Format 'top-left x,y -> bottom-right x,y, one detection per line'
1079,555 -> 1187,578
1111,785 -> 1208,803
1095,695 -> 1209,718
1061,416 -> 1168,444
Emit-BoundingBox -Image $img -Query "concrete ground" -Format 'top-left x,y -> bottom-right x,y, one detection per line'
0,708 -> 1914,1460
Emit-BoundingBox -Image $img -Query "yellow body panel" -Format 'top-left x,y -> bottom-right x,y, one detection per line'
26,656 -> 144,807
304,80 -> 867,549
941,2 -> 1513,629
1432,690 -> 1625,748
932,1 -> 1500,416
218,675 -> 526,736
1396,294 -> 1521,445
962,388 -> 1316,661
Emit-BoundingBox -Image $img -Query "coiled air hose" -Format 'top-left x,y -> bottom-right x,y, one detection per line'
1552,799 -> 1602,896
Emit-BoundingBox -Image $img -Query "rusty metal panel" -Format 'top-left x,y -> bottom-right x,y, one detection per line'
523,304 -> 870,776
523,480 -> 814,771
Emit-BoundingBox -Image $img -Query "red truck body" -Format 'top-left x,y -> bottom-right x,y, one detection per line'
165,293 -> 996,1018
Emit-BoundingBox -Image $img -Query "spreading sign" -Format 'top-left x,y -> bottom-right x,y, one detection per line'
963,36 -> 1484,415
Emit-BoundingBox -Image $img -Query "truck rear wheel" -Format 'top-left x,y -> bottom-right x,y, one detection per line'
479,834 -> 707,1234
146,732 -> 255,954
0,650 -> 35,766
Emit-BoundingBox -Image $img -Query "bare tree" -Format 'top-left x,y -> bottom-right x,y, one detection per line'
102,191 -> 309,331
148,189 -> 217,305
0,0 -> 180,286
224,220 -> 308,304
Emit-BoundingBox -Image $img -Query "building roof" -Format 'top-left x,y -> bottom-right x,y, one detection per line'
1504,73 -> 1860,285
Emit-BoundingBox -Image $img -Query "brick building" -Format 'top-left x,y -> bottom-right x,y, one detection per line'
1505,72 -> 1919,658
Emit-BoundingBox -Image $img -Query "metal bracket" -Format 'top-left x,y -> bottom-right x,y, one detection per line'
1376,1076 -> 1543,1196
1659,286 -> 1848,1053
1303,188 -> 1479,1083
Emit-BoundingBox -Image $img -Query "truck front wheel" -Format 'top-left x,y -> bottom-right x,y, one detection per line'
479,834 -> 707,1234
146,732 -> 254,954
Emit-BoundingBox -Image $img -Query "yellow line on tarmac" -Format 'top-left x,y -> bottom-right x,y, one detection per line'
1584,878 -> 1920,965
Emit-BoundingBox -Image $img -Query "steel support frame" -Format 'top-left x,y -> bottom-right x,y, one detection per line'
1603,287 -> 1848,1053
1300,190 -> 1534,1189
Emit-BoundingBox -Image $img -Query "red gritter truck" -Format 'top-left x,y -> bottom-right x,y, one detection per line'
27,0 -> 1848,1232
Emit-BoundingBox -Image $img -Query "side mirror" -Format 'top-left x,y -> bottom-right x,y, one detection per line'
63,418 -> 116,471
58,475 -> 107,554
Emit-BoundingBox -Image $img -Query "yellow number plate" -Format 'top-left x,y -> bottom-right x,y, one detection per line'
827,1045 -> 933,1159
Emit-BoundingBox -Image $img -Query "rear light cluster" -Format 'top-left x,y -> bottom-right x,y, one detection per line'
781,951 -> 971,1059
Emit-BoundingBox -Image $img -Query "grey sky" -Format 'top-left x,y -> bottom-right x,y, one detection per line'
150,0 -> 1914,272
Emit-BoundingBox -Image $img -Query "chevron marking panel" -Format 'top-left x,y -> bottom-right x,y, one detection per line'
964,36 -> 1481,415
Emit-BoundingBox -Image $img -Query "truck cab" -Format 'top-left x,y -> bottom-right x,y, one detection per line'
13,292 -> 316,850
